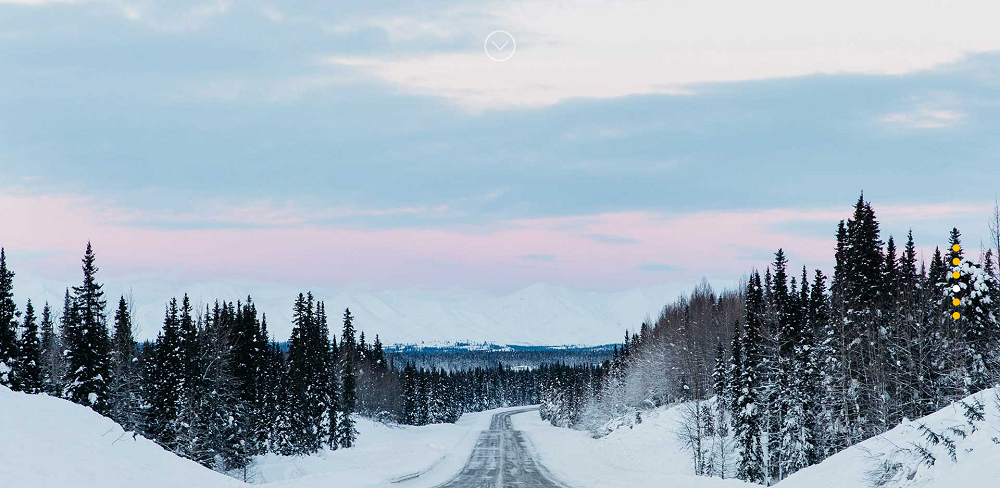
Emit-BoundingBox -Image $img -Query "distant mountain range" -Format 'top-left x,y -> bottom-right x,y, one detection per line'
17,279 -> 692,346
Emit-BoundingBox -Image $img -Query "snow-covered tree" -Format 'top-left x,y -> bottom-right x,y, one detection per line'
735,271 -> 765,484
0,248 -> 18,388
64,243 -> 111,414
17,300 -> 42,393
338,308 -> 359,448
108,296 -> 141,430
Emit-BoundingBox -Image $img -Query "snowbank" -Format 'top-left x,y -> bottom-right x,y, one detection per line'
0,383 -> 528,488
254,407 -> 525,488
0,385 -> 243,488
512,406 -> 754,488
516,388 -> 1000,488
781,388 -> 1000,488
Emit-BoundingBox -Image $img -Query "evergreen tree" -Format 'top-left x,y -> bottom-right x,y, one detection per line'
64,243 -> 111,413
941,230 -> 999,392
338,308 -> 358,448
317,301 -> 339,450
38,302 -> 64,395
838,194 -> 885,442
148,299 -> 184,450
17,300 -> 42,393
230,298 -> 269,454
58,288 -> 79,398
403,362 -> 418,425
0,248 -> 18,388
172,294 -> 205,461
283,293 -> 338,454
778,268 -> 818,478
735,271 -> 765,484
728,326 -> 743,416
108,296 -> 142,431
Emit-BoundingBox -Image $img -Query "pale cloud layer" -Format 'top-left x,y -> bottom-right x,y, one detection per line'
316,0 -> 1000,109
881,109 -> 966,129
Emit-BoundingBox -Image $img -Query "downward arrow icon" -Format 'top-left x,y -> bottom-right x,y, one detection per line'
485,31 -> 515,62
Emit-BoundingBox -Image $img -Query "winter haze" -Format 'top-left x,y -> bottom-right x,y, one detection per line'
2,1 -> 1000,488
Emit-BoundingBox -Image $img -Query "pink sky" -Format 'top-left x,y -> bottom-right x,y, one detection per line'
2,191 -> 993,294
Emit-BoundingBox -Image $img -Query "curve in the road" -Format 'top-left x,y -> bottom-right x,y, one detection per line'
432,408 -> 572,488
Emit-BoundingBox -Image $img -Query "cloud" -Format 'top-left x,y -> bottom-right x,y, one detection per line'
116,0 -> 231,32
3,0 -> 233,31
0,0 -> 84,5
639,262 -> 681,272
519,254 -> 556,262
880,109 -> 965,129
585,234 -> 641,245
315,0 -> 1000,109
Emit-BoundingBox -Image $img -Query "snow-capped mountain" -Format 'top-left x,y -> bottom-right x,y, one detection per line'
15,279 -> 693,345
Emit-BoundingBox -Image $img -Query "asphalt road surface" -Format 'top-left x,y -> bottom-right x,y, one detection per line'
433,408 -> 571,488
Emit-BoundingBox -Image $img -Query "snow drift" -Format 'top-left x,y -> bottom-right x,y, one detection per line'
0,386 -> 527,488
0,385 -> 242,488
780,387 -> 1000,488
516,388 -> 1000,488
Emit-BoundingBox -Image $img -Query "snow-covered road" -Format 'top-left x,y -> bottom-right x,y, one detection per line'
432,408 -> 571,488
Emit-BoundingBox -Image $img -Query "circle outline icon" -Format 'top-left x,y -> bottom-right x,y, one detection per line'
485,30 -> 516,62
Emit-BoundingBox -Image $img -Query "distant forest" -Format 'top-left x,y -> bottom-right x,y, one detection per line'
387,344 -> 614,371
540,194 -> 1000,485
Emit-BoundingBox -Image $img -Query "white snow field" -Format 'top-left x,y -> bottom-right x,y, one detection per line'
779,387 -> 1000,488
0,385 -> 243,488
515,388 -> 1000,488
512,408 -> 754,488
4,380 -> 998,488
0,384 -> 517,488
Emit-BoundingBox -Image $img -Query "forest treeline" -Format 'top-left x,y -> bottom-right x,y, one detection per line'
0,244 -> 548,480
539,195 -> 1000,485
386,345 -> 614,372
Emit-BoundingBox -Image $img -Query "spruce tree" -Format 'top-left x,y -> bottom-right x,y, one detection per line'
58,288 -> 78,398
232,298 -> 271,455
728,326 -> 743,416
941,230 -> 999,392
735,272 -> 765,484
284,293 -> 338,454
149,299 -> 184,450
0,248 -> 18,388
317,301 -> 339,450
338,308 -> 358,448
403,362 -> 418,425
284,293 -> 312,453
108,296 -> 141,431
808,269 -> 836,458
17,300 -> 42,393
924,247 -> 950,408
842,195 -> 885,441
895,230 -> 925,420
65,243 -> 111,413
38,302 -> 64,395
